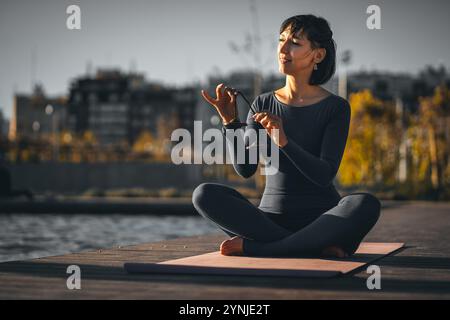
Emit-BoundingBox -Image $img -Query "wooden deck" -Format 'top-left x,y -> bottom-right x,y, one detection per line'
0,201 -> 449,299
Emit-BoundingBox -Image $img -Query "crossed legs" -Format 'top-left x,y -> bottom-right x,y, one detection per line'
192,182 -> 380,257
192,183 -> 291,240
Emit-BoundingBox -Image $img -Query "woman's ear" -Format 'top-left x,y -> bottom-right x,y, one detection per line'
315,48 -> 327,63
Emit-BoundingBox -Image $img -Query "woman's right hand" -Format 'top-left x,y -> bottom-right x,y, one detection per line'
201,83 -> 237,124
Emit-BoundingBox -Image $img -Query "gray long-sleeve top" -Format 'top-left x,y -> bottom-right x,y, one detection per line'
222,91 -> 351,224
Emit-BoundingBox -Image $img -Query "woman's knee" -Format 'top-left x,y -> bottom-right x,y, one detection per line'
357,193 -> 381,224
363,192 -> 380,214
340,192 -> 381,222
192,183 -> 222,210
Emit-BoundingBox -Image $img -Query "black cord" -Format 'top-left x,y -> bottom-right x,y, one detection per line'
224,86 -> 258,115
224,86 -> 267,149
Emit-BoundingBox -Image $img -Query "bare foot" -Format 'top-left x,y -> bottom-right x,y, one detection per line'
322,246 -> 349,258
220,236 -> 244,256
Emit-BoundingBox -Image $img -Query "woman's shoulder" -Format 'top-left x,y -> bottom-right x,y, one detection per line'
315,89 -> 349,108
252,91 -> 277,111
322,94 -> 351,123
258,91 -> 275,100
329,94 -> 351,114
254,91 -> 273,103
327,92 -> 349,104
310,89 -> 350,114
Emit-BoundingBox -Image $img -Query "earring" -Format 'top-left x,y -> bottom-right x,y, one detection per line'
313,63 -> 318,70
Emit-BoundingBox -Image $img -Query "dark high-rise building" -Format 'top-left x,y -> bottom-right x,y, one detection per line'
68,69 -> 198,146
68,69 -> 131,145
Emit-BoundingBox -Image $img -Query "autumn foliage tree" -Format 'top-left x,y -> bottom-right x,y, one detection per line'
407,84 -> 450,197
337,85 -> 450,200
338,89 -> 399,188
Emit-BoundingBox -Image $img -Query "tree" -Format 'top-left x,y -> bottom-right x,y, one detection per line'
413,84 -> 450,192
338,89 -> 399,188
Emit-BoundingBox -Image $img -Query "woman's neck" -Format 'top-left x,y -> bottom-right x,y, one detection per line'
283,75 -> 323,100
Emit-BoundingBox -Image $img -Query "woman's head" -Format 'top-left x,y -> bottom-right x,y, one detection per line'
278,14 -> 336,85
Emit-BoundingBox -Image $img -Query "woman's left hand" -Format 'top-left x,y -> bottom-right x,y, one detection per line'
252,112 -> 288,148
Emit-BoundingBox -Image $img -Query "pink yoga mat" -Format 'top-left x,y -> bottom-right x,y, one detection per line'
124,242 -> 404,278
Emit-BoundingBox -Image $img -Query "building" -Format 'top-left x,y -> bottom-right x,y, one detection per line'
0,110 -> 8,140
68,69 -> 198,146
347,70 -> 415,101
9,84 -> 67,141
346,65 -> 450,112
128,82 -> 197,143
68,69 -> 131,145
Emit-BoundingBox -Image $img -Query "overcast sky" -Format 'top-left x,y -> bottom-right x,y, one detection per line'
1,0 -> 449,119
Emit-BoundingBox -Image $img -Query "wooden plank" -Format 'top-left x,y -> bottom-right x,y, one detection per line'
0,201 -> 449,299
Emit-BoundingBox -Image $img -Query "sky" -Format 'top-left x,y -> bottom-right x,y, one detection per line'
1,0 -> 449,119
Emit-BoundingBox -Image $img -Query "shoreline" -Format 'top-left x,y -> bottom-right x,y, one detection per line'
0,197 -> 429,214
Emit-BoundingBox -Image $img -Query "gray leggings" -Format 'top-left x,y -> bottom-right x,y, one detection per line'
192,183 -> 381,257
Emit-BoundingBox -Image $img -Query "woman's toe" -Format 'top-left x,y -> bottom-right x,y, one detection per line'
220,237 -> 243,256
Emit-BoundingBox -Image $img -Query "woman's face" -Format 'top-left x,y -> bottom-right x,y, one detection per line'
277,27 -> 324,76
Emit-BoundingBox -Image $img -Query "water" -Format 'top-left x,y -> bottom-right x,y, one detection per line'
0,213 -> 219,263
